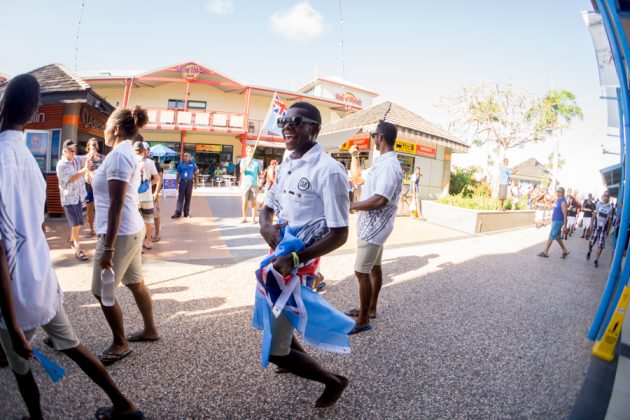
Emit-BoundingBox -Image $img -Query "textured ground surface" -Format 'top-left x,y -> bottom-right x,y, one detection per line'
0,190 -> 608,419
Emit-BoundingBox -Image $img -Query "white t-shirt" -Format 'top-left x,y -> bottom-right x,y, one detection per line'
92,140 -> 144,236
357,151 -> 403,245
0,130 -> 62,330
265,143 -> 349,246
595,201 -> 613,228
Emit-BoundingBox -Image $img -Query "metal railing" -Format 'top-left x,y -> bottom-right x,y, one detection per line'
144,107 -> 246,132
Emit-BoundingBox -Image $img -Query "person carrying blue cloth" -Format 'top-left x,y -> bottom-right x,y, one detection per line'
254,102 -> 354,408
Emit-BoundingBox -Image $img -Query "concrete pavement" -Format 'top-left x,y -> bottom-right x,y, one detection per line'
0,190 -> 609,418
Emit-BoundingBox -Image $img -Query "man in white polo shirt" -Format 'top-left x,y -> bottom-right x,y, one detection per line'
0,74 -> 142,420
346,121 -> 403,334
259,101 -> 350,408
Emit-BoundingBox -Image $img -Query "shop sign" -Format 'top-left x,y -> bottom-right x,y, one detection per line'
394,140 -> 416,155
196,144 -> 223,152
334,92 -> 363,106
340,133 -> 370,151
25,105 -> 64,130
175,63 -> 209,81
79,107 -> 107,135
416,144 -> 437,158
394,140 -> 437,159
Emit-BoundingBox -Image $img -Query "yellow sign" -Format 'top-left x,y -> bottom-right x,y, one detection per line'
394,139 -> 437,158
394,140 -> 416,155
592,286 -> 630,362
196,144 -> 222,152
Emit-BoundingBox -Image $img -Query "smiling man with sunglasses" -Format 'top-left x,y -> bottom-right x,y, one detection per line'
258,101 -> 351,408
346,121 -> 403,334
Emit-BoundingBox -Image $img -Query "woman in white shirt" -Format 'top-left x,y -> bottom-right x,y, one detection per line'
91,106 -> 160,366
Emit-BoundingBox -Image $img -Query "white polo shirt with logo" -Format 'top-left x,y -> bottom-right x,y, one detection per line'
265,142 -> 350,246
357,151 -> 403,246
0,130 -> 62,331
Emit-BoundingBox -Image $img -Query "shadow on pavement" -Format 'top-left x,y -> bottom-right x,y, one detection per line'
0,237 -> 607,418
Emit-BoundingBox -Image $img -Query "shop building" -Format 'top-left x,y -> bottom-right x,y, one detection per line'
82,62 -> 371,172
0,64 -> 115,216
318,101 -> 469,199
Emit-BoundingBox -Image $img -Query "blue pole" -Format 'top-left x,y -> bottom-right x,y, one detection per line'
617,87 -> 624,207
588,0 -> 630,340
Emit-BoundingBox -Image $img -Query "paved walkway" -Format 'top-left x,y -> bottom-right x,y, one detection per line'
0,190 -> 609,418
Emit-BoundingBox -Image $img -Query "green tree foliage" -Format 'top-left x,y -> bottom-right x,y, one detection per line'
449,167 -> 479,196
528,89 -> 584,132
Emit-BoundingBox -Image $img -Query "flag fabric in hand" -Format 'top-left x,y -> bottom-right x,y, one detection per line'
262,94 -> 288,136
252,223 -> 355,368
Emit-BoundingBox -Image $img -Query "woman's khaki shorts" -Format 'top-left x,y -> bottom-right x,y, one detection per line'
354,239 -> 384,273
0,306 -> 80,375
91,230 -> 144,296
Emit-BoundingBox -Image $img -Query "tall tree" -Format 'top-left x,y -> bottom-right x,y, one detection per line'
446,84 -> 545,172
528,89 -> 583,190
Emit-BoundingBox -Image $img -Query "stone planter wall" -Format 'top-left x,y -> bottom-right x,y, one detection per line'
422,201 -> 535,234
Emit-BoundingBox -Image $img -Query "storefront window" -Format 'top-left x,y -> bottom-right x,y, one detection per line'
397,153 -> 414,183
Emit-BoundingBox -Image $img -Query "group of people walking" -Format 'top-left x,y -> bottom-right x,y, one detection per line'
0,74 -> 159,419
537,186 -> 615,268
0,71 -> 406,416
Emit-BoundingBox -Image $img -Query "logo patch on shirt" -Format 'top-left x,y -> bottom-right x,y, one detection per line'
297,177 -> 310,191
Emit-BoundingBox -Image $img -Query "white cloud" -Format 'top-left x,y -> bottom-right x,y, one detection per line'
269,1 -> 325,41
206,0 -> 235,15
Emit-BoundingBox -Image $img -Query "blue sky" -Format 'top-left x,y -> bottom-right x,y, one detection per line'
0,0 -> 615,194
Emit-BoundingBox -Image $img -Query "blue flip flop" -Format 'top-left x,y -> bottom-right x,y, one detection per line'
98,349 -> 133,367
349,324 -> 373,335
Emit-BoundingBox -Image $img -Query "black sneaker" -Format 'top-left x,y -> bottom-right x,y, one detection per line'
184,214 -> 191,218
586,251 -> 591,260
171,213 -> 181,219
594,260 -> 599,268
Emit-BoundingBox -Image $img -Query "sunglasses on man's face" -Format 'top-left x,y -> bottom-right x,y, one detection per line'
277,116 -> 319,129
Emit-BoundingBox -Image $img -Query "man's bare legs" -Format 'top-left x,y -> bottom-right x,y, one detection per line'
251,198 -> 257,223
241,197 -> 249,222
368,265 -> 383,318
85,202 -> 95,236
269,348 -> 348,407
11,344 -> 137,419
539,239 -> 569,257
143,222 -> 152,249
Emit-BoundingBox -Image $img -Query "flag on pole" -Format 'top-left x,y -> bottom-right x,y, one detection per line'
262,93 -> 288,136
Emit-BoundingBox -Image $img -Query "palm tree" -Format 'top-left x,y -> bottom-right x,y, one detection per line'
529,89 -> 583,191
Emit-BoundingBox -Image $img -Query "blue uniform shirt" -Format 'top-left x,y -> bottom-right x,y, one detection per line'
177,161 -> 198,180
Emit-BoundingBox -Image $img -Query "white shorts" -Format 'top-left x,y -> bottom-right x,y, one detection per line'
583,217 -> 592,229
567,216 -> 577,228
535,210 -> 544,223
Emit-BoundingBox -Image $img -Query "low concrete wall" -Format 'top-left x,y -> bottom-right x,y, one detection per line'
422,201 -> 535,234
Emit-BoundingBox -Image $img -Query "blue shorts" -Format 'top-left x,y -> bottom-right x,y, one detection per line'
64,203 -> 84,227
549,220 -> 563,240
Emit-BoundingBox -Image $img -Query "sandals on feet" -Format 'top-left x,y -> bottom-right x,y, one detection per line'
537,252 -> 548,258
98,349 -> 133,367
151,236 -> 161,242
75,250 -> 88,261
94,406 -> 144,420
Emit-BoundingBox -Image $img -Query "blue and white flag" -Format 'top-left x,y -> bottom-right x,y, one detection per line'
252,225 -> 355,368
262,93 -> 288,136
